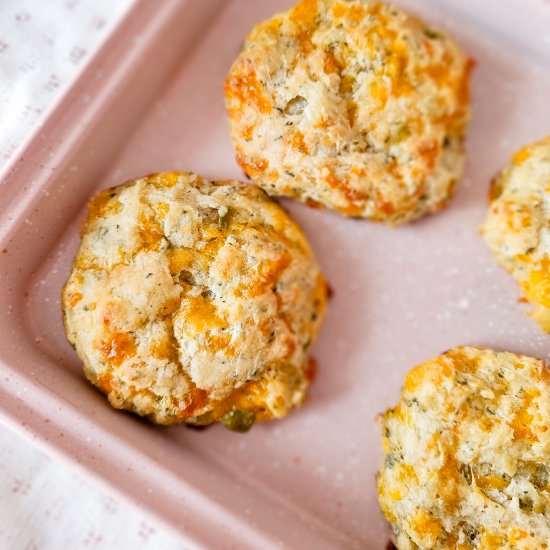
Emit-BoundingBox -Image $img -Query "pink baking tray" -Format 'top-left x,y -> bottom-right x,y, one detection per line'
1,0 -> 550,548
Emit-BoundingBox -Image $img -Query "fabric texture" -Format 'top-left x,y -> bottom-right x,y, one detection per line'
0,0 -> 130,169
0,424 -> 185,550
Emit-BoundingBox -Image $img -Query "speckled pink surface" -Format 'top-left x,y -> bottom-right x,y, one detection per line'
1,0 -> 550,548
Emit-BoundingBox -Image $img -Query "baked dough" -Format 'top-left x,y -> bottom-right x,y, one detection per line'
482,136 -> 550,332
378,346 -> 550,549
225,0 -> 472,224
62,172 -> 327,430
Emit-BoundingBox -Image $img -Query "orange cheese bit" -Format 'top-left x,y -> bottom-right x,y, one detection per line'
225,70 -> 272,114
97,372 -> 113,393
404,357 -> 454,393
176,387 -> 210,418
85,190 -> 122,223
409,511 -> 442,545
97,331 -> 137,367
236,153 -> 269,178
513,147 -> 532,166
248,252 -> 292,298
509,528 -> 528,544
137,211 -> 164,251
179,294 -> 228,335
510,389 -> 540,443
522,256 -> 550,308
68,292 -> 83,307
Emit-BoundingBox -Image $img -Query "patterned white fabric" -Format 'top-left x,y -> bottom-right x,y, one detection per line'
1,0 -> 129,169
0,425 -> 185,550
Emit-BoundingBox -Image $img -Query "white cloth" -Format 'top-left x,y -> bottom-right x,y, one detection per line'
1,0 -> 129,170
0,424 -> 186,550
0,2 -> 186,548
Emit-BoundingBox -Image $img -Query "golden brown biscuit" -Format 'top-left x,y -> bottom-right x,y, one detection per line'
225,0 -> 472,225
378,346 -> 550,549
62,172 -> 327,430
482,136 -> 550,332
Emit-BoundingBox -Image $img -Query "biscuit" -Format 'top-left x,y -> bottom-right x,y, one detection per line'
225,0 -> 472,224
62,172 -> 327,430
482,136 -> 550,332
378,346 -> 550,549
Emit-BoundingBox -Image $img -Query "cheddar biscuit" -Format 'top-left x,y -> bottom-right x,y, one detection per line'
482,136 -> 550,332
62,172 -> 327,430
225,0 -> 471,224
378,346 -> 550,549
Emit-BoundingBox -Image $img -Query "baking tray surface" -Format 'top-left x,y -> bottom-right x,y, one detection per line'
1,0 -> 550,548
